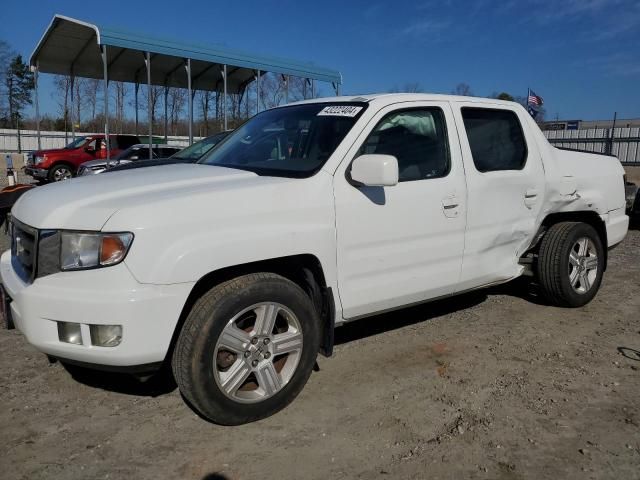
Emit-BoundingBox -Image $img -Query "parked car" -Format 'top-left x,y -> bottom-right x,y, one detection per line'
25,134 -> 141,182
77,144 -> 182,176
2,94 -> 628,425
106,131 -> 231,173
624,179 -> 639,218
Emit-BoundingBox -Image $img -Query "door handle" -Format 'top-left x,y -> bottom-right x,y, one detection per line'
442,196 -> 460,217
524,189 -> 539,209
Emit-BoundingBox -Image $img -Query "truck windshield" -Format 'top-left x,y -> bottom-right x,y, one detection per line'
198,103 -> 367,177
65,136 -> 88,149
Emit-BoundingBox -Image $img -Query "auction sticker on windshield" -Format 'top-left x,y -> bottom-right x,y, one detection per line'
317,106 -> 363,117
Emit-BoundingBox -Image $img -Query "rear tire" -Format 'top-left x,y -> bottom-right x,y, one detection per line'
172,273 -> 321,425
537,222 -> 604,307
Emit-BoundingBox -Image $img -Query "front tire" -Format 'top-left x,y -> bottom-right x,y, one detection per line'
172,273 -> 321,425
48,164 -> 74,182
537,222 -> 604,307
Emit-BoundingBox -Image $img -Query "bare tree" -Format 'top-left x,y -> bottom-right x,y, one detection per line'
198,90 -> 213,135
52,75 -> 71,141
167,87 -> 186,135
0,40 -> 14,124
72,78 -> 86,129
259,73 -> 286,109
388,82 -> 424,93
141,85 -> 162,126
452,83 -> 473,96
83,78 -> 100,131
113,81 -> 128,133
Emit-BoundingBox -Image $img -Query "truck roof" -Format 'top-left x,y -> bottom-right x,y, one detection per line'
289,93 -> 521,108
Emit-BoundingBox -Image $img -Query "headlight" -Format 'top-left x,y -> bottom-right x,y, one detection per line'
35,155 -> 45,165
60,232 -> 134,271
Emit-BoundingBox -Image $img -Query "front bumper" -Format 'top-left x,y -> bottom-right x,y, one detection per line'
24,167 -> 48,179
77,166 -> 106,176
0,250 -> 194,367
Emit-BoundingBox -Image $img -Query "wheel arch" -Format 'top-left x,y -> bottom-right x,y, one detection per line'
165,254 -> 336,366
533,211 -> 608,269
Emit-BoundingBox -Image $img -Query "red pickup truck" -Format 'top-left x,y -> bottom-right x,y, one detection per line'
25,134 -> 141,182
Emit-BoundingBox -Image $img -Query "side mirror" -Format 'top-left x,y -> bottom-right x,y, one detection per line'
350,154 -> 399,187
84,146 -> 95,154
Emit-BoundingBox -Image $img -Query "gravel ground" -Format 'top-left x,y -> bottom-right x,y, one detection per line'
0,219 -> 638,479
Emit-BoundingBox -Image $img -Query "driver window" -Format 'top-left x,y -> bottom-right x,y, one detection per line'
358,108 -> 450,182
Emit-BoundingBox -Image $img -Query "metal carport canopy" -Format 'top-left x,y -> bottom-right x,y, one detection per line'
30,15 -> 342,93
28,15 -> 342,156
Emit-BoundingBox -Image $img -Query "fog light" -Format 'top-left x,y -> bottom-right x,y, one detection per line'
57,322 -> 82,345
89,324 -> 122,347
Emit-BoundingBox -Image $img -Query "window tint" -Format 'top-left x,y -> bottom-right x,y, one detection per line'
461,108 -> 527,172
358,108 -> 450,182
117,136 -> 140,149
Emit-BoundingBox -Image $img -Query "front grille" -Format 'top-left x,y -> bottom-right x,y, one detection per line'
11,219 -> 38,283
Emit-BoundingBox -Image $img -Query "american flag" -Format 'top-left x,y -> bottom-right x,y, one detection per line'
528,90 -> 544,107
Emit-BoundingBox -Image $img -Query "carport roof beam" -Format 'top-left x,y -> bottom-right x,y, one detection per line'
30,15 -> 343,94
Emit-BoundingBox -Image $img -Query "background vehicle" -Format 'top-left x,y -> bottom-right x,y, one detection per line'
106,131 -> 231,173
25,135 -> 141,182
3,94 -> 628,425
625,180 -> 639,219
77,144 -> 182,176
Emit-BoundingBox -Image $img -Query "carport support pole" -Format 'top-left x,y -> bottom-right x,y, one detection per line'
134,82 -> 139,136
311,79 -> 315,99
223,64 -> 228,131
101,45 -> 110,161
70,75 -> 76,140
256,70 -> 261,114
146,52 -> 152,160
34,63 -> 41,151
187,58 -> 193,145
164,86 -> 168,142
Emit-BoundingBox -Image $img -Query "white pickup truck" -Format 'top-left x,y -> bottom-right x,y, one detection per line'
1,94 -> 628,425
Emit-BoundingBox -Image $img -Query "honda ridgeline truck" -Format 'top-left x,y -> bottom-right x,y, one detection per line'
2,94 -> 628,425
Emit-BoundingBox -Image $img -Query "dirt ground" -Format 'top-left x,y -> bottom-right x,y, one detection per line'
0,225 -> 638,480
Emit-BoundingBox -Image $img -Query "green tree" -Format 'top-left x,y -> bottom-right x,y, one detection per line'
6,54 -> 34,152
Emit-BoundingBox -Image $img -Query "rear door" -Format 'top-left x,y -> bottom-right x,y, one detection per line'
452,103 -> 546,291
333,101 -> 467,319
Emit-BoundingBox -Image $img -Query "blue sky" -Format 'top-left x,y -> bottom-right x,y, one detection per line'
3,0 -> 639,120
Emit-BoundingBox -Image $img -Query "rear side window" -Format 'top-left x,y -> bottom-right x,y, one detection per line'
117,136 -> 140,149
461,108 -> 527,172
358,108 -> 450,182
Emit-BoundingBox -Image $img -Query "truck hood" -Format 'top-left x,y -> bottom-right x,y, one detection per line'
32,147 -> 75,157
12,164 -> 261,230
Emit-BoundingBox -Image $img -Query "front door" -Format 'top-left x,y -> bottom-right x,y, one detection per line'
333,102 -> 467,319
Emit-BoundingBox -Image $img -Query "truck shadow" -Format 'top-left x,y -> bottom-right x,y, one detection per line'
60,278 -> 544,397
617,347 -> 640,361
334,277 -> 544,346
334,290 -> 487,346
60,362 -> 177,397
